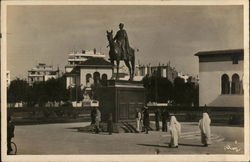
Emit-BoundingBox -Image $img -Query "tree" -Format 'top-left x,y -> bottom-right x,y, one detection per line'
7,78 -> 29,103
143,75 -> 173,103
7,76 -> 70,107
173,77 -> 199,106
173,77 -> 186,105
157,78 -> 173,103
68,86 -> 83,101
45,76 -> 69,102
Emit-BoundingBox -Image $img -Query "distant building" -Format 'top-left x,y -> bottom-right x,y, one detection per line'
195,49 -> 243,107
177,73 -> 190,83
28,63 -> 59,85
64,49 -> 112,89
187,75 -> 199,86
6,70 -> 10,87
135,63 -> 178,82
65,57 -> 113,89
65,49 -> 105,73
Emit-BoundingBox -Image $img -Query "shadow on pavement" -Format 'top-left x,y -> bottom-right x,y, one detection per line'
178,143 -> 204,147
185,123 -> 243,127
65,127 -> 82,129
137,144 -> 168,148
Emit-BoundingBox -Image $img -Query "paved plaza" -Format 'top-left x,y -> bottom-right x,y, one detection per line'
13,122 -> 244,155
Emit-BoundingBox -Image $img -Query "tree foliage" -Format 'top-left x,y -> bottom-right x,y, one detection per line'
7,76 -> 70,106
143,75 -> 199,106
7,78 -> 29,103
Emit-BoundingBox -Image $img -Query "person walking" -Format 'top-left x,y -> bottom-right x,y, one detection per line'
198,112 -> 211,147
107,113 -> 113,135
135,109 -> 142,132
90,108 -> 96,132
95,107 -> 101,134
143,106 -> 150,134
169,116 -> 181,148
154,109 -> 160,131
161,109 -> 167,132
7,116 -> 15,154
165,110 -> 170,132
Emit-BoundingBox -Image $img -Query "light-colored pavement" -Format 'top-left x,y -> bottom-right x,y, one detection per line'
13,122 -> 244,154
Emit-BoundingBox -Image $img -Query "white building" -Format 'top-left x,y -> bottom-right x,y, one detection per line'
65,57 -> 113,89
28,63 -> 59,85
135,63 -> 178,82
65,49 -> 105,73
65,49 -> 112,89
177,73 -> 190,83
195,49 -> 243,107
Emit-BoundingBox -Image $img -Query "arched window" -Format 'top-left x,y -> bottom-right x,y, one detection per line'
231,74 -> 240,94
221,74 -> 230,94
101,74 -> 108,86
86,73 -> 92,85
93,72 -> 100,85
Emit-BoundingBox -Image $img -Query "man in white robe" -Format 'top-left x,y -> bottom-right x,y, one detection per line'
198,112 -> 212,146
169,116 -> 181,148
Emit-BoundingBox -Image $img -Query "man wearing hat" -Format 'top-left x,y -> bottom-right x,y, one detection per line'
95,107 -> 101,134
114,23 -> 130,61
142,106 -> 150,134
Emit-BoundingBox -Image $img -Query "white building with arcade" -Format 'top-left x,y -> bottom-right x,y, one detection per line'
65,49 -> 113,89
195,49 -> 244,107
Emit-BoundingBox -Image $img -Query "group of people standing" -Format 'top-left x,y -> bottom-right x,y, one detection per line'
90,106 -> 212,148
136,107 -> 212,148
135,106 -> 150,133
135,107 -> 170,134
91,107 -> 113,135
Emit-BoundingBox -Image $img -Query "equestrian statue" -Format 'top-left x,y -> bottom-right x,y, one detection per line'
106,23 -> 136,81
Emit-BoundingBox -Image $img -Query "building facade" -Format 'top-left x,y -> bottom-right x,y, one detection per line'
195,49 -> 244,107
28,63 -> 59,85
135,63 -> 178,82
65,57 -> 113,89
65,49 -> 105,73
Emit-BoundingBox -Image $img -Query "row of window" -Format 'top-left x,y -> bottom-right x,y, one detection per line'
29,77 -> 44,82
221,73 -> 243,94
30,71 -> 56,75
86,72 -> 108,85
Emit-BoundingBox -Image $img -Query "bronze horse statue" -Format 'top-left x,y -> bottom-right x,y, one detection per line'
106,30 -> 135,80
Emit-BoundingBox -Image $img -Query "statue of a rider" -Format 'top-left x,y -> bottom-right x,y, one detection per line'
113,23 -> 130,61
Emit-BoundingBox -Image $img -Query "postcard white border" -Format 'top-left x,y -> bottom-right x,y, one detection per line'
1,0 -> 249,162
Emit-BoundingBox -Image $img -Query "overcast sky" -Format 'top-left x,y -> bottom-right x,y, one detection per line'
7,5 -> 243,79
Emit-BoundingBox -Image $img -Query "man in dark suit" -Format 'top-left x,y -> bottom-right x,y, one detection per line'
154,109 -> 160,131
143,106 -> 150,134
107,113 -> 113,135
161,109 -> 167,132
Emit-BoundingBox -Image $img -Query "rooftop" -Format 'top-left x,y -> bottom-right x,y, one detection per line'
78,57 -> 112,67
195,49 -> 243,57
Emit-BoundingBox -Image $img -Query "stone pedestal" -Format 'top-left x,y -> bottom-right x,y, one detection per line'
96,80 -> 145,123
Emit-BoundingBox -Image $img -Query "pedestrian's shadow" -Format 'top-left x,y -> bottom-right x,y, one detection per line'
178,143 -> 204,147
65,126 -> 93,133
65,127 -> 82,130
137,144 -> 168,148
